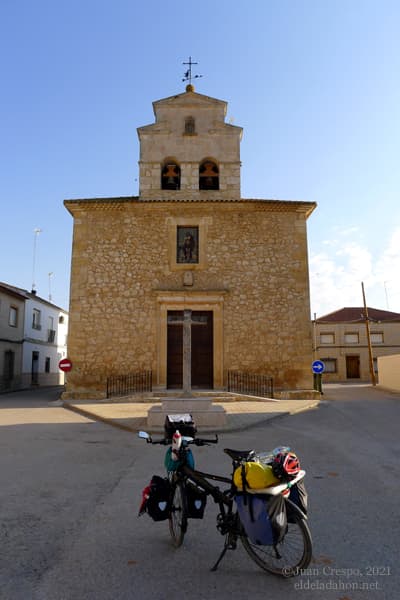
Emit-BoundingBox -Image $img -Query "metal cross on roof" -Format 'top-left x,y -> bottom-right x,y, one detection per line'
182,56 -> 203,84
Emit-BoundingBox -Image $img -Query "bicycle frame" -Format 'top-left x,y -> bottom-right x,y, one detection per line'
181,463 -> 232,504
178,444 -> 307,515
138,430 -> 312,575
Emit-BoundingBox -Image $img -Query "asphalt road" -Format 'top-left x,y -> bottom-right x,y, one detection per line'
1,384 -> 399,600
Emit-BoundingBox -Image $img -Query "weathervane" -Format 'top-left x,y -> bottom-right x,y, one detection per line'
182,56 -> 203,85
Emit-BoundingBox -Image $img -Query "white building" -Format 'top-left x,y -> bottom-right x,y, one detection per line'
0,283 -> 26,391
0,283 -> 68,389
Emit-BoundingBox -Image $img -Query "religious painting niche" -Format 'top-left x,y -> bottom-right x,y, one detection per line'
177,226 -> 199,264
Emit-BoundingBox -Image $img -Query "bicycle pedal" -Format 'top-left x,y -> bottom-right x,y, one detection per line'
216,514 -> 228,535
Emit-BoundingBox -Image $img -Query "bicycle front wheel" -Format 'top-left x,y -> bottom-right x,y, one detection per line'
168,481 -> 188,547
240,509 -> 312,577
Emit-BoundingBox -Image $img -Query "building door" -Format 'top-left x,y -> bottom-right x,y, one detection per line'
3,350 -> 15,386
31,351 -> 39,385
167,311 -> 213,389
346,355 -> 360,379
167,312 -> 183,388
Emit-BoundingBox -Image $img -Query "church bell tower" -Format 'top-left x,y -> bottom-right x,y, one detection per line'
137,84 -> 243,202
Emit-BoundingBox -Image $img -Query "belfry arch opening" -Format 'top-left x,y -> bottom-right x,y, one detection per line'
199,159 -> 219,190
161,160 -> 181,190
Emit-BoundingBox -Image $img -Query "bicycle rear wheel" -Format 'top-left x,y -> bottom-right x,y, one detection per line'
168,481 -> 188,547
240,507 -> 312,577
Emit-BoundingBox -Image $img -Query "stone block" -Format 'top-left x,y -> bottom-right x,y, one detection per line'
147,398 -> 227,430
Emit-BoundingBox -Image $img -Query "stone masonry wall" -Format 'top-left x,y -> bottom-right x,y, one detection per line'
65,199 -> 314,398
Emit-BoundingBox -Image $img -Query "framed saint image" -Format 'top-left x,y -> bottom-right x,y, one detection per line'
177,226 -> 199,264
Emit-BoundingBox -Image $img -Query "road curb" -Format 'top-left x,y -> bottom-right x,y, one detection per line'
62,399 -> 320,435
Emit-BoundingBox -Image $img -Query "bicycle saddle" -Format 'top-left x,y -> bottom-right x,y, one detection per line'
224,448 -> 256,461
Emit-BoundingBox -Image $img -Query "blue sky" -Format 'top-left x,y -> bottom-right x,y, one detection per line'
1,0 -> 399,316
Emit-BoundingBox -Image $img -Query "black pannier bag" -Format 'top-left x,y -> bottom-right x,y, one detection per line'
235,493 -> 287,545
139,475 -> 171,521
288,479 -> 308,518
164,414 -> 197,440
186,481 -> 207,519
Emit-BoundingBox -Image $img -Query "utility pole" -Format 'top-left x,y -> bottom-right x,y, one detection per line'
361,282 -> 376,386
313,312 -> 317,360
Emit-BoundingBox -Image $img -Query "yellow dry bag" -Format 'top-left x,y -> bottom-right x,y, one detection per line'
233,462 -> 280,490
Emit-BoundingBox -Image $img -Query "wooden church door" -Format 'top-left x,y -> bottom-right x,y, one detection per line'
167,310 -> 213,389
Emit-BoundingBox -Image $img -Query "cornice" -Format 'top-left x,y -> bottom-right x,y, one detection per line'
64,196 -> 316,217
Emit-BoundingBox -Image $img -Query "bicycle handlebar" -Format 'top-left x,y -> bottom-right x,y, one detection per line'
138,430 -> 218,446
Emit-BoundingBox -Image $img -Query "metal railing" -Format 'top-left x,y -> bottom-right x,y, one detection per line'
227,370 -> 274,398
106,370 -> 152,398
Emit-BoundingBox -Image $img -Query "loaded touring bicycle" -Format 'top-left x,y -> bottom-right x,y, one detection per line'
138,414 -> 312,576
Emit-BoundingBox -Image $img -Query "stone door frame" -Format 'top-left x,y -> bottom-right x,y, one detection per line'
155,291 -> 225,389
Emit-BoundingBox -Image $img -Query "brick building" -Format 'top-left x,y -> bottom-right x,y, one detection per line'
63,85 -> 316,399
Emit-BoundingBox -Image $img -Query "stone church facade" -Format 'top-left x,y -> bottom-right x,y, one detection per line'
63,85 -> 316,399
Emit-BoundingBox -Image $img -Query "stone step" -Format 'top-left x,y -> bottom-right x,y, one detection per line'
103,389 -> 320,403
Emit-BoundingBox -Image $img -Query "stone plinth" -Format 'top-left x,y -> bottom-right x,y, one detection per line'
147,397 -> 227,430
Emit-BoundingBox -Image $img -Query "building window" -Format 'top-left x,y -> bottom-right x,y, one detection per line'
320,332 -> 335,344
45,357 -> 51,373
321,358 -> 337,373
161,161 -> 181,190
32,309 -> 41,330
184,116 -> 195,135
371,332 -> 384,344
59,315 -> 64,324
47,316 -> 56,342
9,306 -> 18,327
199,160 -> 219,190
373,357 -> 378,373
176,226 -> 199,264
344,332 -> 359,344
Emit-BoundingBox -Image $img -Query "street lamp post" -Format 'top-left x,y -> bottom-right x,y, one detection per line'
48,272 -> 53,302
31,228 -> 42,293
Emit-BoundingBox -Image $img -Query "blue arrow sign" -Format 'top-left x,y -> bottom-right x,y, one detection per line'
312,360 -> 325,374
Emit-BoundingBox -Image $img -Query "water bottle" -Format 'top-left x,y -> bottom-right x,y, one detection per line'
272,446 -> 291,456
255,451 -> 274,464
255,446 -> 291,465
171,430 -> 182,460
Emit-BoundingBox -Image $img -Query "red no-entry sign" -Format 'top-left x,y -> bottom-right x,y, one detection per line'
59,358 -> 73,372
